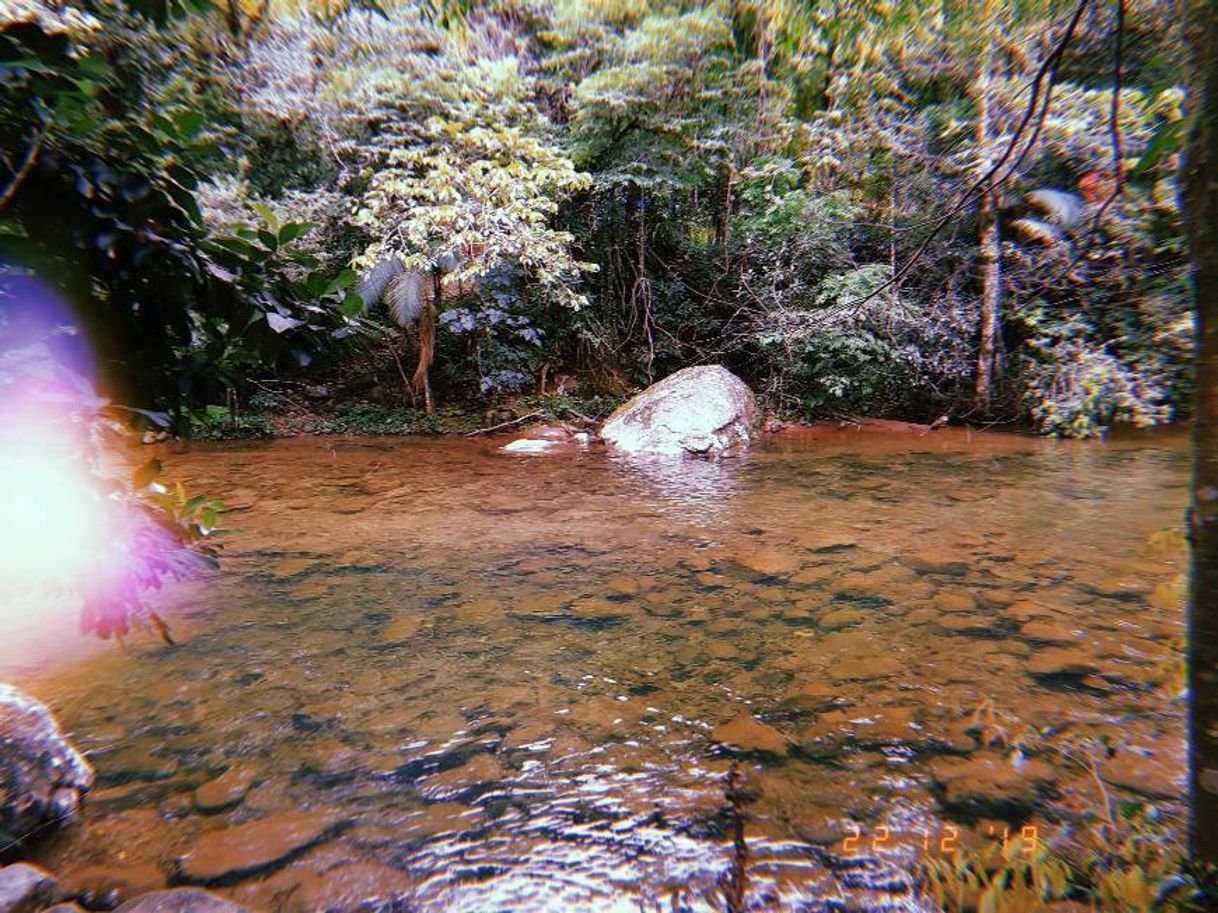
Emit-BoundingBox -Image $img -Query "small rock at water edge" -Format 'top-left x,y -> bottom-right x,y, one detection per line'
113,888 -> 249,912
502,439 -> 562,453
0,863 -> 57,913
194,767 -> 258,814
0,684 -> 94,840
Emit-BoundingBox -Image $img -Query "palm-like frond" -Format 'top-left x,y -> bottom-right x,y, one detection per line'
356,256 -> 404,310
1026,188 -> 1086,227
385,269 -> 429,326
1011,217 -> 1064,244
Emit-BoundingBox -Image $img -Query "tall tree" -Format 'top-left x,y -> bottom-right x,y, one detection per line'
1185,0 -> 1218,868
972,5 -> 1003,411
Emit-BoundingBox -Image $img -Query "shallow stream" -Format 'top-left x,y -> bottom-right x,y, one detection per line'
6,427 -> 1190,912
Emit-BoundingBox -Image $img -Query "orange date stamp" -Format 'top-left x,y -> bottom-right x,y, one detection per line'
839,823 -> 1041,858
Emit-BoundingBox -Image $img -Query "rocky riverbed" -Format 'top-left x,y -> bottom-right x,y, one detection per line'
0,428 -> 1189,911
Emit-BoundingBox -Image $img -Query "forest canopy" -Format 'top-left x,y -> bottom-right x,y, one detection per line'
0,0 -> 1191,438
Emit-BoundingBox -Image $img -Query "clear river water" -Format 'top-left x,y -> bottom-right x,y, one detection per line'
4,427 -> 1191,912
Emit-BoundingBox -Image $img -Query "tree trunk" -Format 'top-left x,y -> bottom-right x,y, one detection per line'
411,270 -> 441,415
973,56 -> 1002,412
975,188 -> 1001,410
1185,0 -> 1218,868
718,159 -> 733,271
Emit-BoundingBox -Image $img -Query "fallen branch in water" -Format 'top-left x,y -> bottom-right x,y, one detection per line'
918,415 -> 950,437
562,408 -> 596,425
464,410 -> 543,436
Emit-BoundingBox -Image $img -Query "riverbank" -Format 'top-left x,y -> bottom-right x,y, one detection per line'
189,388 -> 1006,444
187,392 -> 623,440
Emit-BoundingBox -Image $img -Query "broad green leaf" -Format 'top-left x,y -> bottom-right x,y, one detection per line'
208,236 -> 255,257
257,228 -> 279,252
326,268 -> 358,294
252,202 -> 277,226
278,221 -> 314,244
172,109 -> 205,138
1130,120 -> 1182,179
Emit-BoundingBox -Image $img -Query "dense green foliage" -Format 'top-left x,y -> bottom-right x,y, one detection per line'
0,0 -> 1191,436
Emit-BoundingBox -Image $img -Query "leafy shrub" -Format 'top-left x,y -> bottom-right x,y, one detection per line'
1022,337 -> 1173,439
751,264 -> 975,417
189,405 -> 274,440
314,403 -> 443,435
1016,288 -> 1183,438
435,266 -> 554,396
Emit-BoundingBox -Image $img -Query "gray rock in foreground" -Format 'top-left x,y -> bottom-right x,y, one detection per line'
601,365 -> 760,456
0,863 -> 58,913
0,685 -> 93,842
114,889 -> 248,913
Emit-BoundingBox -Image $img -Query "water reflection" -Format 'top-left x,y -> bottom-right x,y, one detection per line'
606,451 -> 746,526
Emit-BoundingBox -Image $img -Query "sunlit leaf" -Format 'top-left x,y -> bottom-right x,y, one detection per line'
132,459 -> 162,489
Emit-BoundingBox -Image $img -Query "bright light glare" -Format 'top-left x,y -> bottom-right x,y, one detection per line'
0,425 -> 108,627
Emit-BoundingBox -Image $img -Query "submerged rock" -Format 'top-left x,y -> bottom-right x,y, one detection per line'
1026,648 -> 1099,677
0,863 -> 58,913
907,552 -> 969,577
113,889 -> 248,912
270,861 -> 414,913
193,767 -> 258,814
0,684 -> 93,843
601,365 -> 760,455
930,754 -> 1057,819
712,715 -> 789,755
818,608 -> 869,631
734,546 -> 802,578
174,811 -> 343,885
825,657 -> 903,682
61,863 -> 165,909
380,613 -> 423,643
1101,745 -> 1185,801
1020,620 -> 1076,643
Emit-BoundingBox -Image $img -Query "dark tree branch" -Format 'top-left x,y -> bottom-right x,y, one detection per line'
1055,0 -> 1128,282
822,0 -> 1093,320
1090,0 -> 1127,226
0,125 -> 46,213
585,117 -> 643,173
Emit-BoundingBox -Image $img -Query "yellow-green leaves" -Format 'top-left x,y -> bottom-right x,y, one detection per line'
357,65 -> 594,309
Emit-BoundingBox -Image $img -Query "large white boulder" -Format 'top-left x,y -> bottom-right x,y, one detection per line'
601,365 -> 759,456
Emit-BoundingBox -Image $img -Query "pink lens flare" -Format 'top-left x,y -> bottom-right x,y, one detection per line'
0,274 -> 145,659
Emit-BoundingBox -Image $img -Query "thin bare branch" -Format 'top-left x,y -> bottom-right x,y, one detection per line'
0,125 -> 46,213
820,0 -> 1093,321
1054,0 -> 1128,282
464,410 -> 543,436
